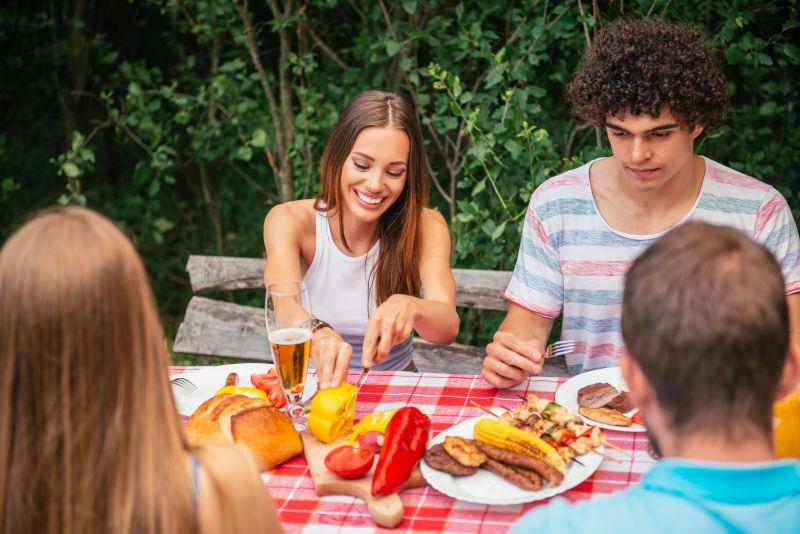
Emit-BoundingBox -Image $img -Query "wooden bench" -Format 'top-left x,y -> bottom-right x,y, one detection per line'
174,255 -> 568,376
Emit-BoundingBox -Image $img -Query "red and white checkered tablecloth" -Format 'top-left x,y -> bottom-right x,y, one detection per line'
170,367 -> 656,533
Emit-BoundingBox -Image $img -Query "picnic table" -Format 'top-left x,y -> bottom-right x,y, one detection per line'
171,366 -> 655,533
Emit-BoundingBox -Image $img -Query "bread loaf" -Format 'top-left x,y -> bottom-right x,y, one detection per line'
187,394 -> 303,470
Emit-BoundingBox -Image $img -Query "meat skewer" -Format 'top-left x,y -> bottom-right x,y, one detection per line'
521,394 -> 631,458
471,401 -> 589,466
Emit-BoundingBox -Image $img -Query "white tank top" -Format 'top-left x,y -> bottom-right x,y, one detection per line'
302,210 -> 413,370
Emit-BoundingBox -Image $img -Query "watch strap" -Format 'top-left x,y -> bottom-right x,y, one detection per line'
309,318 -> 332,333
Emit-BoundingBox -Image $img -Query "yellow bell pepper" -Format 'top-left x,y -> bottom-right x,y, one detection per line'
214,385 -> 268,401
307,382 -> 357,444
345,409 -> 398,444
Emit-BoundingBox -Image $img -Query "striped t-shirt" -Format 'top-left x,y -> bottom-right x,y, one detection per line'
506,156 -> 800,375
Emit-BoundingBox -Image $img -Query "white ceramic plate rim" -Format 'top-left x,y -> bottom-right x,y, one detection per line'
420,416 -> 604,505
171,363 -> 318,416
554,367 -> 645,433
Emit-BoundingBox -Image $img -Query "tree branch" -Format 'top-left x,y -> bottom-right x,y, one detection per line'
233,0 -> 295,200
266,0 -> 296,145
232,0 -> 286,161
226,159 -> 269,195
592,0 -> 601,34
376,0 -> 453,214
307,26 -> 349,69
646,0 -> 659,18
576,0 -> 592,48
200,0 -> 224,255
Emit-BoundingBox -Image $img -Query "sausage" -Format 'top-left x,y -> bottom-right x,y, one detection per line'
475,441 -> 564,486
509,465 -> 543,490
482,459 -> 541,491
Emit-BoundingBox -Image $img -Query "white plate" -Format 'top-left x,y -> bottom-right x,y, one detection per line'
420,417 -> 604,505
171,363 -> 318,416
555,367 -> 645,433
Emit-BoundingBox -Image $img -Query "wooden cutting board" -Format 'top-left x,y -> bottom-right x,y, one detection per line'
300,430 -> 426,528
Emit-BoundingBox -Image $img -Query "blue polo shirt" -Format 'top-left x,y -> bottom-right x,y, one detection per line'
511,459 -> 800,534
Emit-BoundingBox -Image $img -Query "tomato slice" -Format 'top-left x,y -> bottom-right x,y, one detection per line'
267,386 -> 287,409
251,370 -> 287,409
324,446 -> 375,479
631,411 -> 644,425
251,370 -> 280,390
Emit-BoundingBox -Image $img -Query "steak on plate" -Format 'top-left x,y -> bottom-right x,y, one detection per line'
606,391 -> 633,413
577,382 -> 619,409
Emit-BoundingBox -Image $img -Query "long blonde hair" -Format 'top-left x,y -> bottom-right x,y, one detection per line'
0,207 -> 274,533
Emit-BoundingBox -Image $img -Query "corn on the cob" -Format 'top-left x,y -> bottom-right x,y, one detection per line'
474,418 -> 566,472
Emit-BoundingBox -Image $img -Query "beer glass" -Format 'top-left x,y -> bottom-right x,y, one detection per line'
265,281 -> 312,427
774,387 -> 800,458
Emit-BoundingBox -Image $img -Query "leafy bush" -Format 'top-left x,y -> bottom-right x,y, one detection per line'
1,0 -> 798,349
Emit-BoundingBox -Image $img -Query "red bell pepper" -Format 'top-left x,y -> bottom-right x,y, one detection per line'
371,406 -> 430,496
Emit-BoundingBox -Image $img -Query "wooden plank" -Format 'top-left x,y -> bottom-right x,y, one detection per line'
174,297 -> 568,377
412,339 -> 568,377
186,255 -> 511,311
174,296 -> 271,361
186,255 -> 265,293
450,269 -> 511,311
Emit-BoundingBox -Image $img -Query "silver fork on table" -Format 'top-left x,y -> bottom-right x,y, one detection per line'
171,376 -> 199,393
542,340 -> 576,359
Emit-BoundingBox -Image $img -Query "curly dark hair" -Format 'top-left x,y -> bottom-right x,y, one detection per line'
567,19 -> 728,132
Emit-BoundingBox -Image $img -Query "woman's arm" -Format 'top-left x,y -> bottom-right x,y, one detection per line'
263,202 -> 305,286
263,203 -> 353,389
362,209 -> 459,366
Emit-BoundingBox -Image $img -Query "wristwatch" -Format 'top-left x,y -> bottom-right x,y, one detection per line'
309,318 -> 332,333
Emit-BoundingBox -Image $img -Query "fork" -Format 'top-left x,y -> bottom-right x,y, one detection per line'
542,340 -> 576,359
171,376 -> 199,393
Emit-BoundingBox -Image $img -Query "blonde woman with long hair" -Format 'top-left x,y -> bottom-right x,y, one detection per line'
0,206 -> 283,533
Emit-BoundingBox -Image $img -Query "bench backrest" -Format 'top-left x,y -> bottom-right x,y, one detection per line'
185,255 -> 511,310
174,255 -> 568,375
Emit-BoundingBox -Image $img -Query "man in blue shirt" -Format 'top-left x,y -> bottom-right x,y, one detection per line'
512,221 -> 800,534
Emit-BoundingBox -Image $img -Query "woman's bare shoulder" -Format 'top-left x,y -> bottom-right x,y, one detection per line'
421,208 -> 449,231
420,208 -> 451,253
264,199 -> 317,235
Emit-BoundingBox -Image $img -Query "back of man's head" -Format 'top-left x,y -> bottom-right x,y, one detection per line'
622,221 -> 788,438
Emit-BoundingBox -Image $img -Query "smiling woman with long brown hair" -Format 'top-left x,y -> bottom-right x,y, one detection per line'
263,90 -> 459,388
0,206 -> 282,533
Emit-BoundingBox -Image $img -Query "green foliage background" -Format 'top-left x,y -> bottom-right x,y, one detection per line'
2,0 -> 799,355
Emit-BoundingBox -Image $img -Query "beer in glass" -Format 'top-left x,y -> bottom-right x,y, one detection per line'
265,281 -> 312,427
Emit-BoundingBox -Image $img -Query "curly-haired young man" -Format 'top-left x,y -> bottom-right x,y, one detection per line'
512,222 -> 800,533
482,19 -> 800,384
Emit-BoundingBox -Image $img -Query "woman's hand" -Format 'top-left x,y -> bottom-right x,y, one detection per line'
362,295 -> 417,367
311,328 -> 353,389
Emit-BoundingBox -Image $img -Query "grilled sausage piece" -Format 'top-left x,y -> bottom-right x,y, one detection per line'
483,459 -> 541,491
475,441 -> 564,486
509,465 -> 543,490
